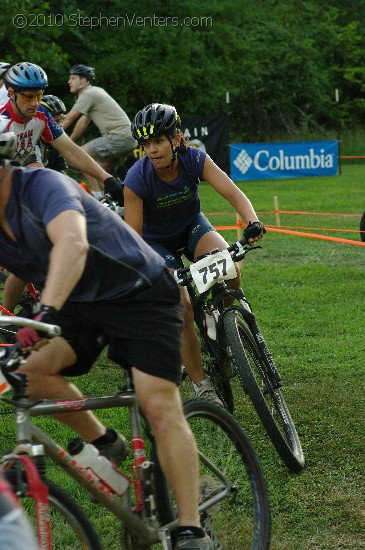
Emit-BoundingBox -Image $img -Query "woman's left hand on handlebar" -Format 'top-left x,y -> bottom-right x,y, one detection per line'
243,221 -> 266,243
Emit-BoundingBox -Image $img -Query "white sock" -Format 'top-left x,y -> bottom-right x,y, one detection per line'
193,379 -> 210,393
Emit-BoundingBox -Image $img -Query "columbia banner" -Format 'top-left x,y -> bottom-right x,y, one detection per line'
230,140 -> 338,180
181,114 -> 229,172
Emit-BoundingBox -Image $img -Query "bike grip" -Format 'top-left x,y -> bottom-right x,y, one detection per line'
172,270 -> 183,284
32,321 -> 62,337
0,316 -> 61,337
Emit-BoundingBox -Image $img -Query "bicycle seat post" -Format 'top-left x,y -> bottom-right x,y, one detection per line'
124,370 -> 134,392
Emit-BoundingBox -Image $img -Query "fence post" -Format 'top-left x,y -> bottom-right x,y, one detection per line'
236,213 -> 243,240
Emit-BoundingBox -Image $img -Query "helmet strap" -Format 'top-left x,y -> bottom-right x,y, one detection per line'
167,135 -> 179,170
76,77 -> 90,93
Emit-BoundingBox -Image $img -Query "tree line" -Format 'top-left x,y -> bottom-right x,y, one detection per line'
1,0 -> 365,142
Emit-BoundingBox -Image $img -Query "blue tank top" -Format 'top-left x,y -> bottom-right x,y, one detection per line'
124,147 -> 206,241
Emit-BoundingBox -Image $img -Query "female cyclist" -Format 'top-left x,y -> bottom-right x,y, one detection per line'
123,103 -> 265,404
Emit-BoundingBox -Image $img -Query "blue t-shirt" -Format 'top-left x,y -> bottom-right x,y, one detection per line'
0,166 -> 165,301
124,147 -> 206,241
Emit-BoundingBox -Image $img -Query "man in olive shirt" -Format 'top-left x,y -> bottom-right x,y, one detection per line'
63,64 -> 136,192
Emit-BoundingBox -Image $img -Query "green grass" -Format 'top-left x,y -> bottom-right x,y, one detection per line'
1,164 -> 365,548
202,165 -> 365,549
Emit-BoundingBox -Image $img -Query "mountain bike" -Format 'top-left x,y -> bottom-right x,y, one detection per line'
0,315 -> 271,549
174,237 -> 305,473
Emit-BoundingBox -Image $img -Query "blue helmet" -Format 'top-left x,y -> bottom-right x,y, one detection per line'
4,62 -> 48,90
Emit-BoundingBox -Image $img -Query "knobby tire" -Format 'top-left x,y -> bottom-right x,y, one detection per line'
203,337 -> 234,411
223,310 -> 305,472
155,398 -> 271,549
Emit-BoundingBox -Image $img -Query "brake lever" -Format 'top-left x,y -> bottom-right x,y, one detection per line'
234,244 -> 262,262
173,268 -> 191,286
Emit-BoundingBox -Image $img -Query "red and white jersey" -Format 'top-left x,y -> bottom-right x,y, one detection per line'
0,100 -> 63,165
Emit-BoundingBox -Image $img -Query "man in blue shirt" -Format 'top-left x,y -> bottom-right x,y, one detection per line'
0,127 -> 212,549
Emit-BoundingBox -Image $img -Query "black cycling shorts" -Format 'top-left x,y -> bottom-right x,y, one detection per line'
57,269 -> 183,384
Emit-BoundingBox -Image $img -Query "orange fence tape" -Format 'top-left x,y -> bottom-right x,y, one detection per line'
269,210 -> 361,217
206,210 -> 362,217
208,209 -> 364,246
213,223 -> 365,246
0,305 -> 13,315
265,225 -> 360,234
265,227 -> 365,246
340,155 -> 365,159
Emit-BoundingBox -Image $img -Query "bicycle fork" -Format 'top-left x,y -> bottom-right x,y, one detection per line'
1,454 -> 53,550
223,292 -> 283,390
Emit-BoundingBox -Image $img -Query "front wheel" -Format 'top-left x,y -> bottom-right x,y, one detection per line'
223,310 -> 305,472
5,473 -> 103,549
143,399 -> 271,548
184,399 -> 271,549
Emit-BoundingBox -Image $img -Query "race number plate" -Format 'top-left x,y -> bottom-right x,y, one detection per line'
190,249 -> 236,293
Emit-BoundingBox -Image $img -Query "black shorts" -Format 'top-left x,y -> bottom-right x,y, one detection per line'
57,269 -> 183,384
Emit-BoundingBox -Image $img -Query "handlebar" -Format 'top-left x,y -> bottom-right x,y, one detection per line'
102,194 -> 125,218
0,316 -> 61,337
0,317 -> 61,385
173,236 -> 261,286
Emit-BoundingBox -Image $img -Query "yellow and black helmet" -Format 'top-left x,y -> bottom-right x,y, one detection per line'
41,95 -> 67,116
131,103 -> 181,143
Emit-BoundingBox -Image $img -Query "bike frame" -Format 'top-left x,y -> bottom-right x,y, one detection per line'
2,378 -> 173,547
182,252 -> 282,390
0,367 -> 229,549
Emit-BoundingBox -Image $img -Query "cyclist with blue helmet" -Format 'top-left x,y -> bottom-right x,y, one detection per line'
0,62 -> 123,201
0,63 -> 124,336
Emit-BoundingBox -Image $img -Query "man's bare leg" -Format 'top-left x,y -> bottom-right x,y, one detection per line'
16,337 -> 106,442
133,368 -> 200,527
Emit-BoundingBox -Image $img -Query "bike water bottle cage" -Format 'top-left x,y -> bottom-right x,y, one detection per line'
4,62 -> 48,90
